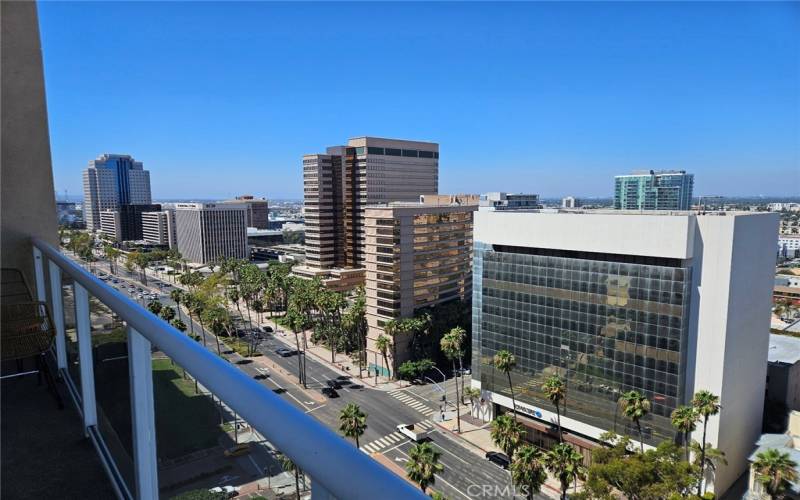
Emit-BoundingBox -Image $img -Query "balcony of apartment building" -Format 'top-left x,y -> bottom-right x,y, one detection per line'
0,3 -> 423,499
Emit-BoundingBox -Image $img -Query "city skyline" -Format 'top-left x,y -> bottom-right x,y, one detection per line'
39,2 -> 799,200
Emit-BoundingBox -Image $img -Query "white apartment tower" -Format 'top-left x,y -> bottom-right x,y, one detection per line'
82,154 -> 151,230
174,203 -> 247,264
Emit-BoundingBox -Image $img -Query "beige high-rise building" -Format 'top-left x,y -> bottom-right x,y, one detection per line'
296,137 -> 439,290
141,209 -> 177,248
364,195 -> 478,375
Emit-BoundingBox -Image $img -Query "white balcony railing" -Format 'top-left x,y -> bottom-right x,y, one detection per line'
32,237 -> 424,500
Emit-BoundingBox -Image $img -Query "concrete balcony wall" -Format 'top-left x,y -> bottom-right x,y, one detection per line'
1,1 -> 58,285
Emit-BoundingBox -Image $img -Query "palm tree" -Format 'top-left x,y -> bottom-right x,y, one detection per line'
278,452 -> 302,499
671,405 -> 698,462
171,318 -> 187,333
752,448 -> 799,500
542,375 -> 566,442
406,442 -> 443,493
511,445 -> 548,500
201,306 -> 227,356
383,319 -> 400,378
446,326 -> 467,403
545,443 -> 586,500
103,244 -> 120,275
159,307 -> 176,330
618,390 -> 650,453
170,289 -> 184,323
493,350 -> 518,421
690,440 -> 727,490
375,334 -> 392,379
440,331 -> 462,433
692,390 -> 721,495
338,403 -> 367,448
490,414 -> 524,459
146,299 -> 163,316
464,387 -> 481,415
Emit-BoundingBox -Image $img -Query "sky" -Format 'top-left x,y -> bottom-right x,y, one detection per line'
39,1 -> 800,200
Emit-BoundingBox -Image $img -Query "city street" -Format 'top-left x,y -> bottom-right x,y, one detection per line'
80,252 -> 550,498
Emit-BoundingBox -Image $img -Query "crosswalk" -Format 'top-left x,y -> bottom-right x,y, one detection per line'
360,420 -> 435,454
388,390 -> 437,417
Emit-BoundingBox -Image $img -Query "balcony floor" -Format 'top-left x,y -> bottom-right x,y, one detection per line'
1,358 -> 117,499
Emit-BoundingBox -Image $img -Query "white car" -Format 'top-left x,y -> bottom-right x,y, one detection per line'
209,485 -> 239,498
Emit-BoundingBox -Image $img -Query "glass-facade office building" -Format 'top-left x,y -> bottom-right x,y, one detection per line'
614,170 -> 694,211
474,242 -> 692,446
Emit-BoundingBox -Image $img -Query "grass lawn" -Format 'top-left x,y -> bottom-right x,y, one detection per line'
152,358 -> 226,460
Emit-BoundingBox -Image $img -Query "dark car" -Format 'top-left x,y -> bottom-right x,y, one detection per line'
275,347 -> 297,357
326,380 -> 342,390
321,387 -> 339,398
486,451 -> 510,469
261,326 -> 274,333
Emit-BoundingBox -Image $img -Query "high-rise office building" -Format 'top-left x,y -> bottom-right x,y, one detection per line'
98,203 -> 161,242
141,209 -> 177,248
174,203 -> 247,264
614,170 -> 694,211
82,154 -> 152,230
471,209 -> 778,495
561,196 -> 577,208
297,137 -> 439,289
364,195 -> 477,374
223,195 -> 269,229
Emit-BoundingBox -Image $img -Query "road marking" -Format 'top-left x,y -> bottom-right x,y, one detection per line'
305,404 -> 326,414
247,454 -> 262,475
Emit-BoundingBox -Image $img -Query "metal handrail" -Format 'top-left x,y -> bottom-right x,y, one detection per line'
33,238 -> 424,499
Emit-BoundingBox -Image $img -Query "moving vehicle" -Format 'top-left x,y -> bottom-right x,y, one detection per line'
396,423 -> 423,442
486,451 -> 510,469
261,325 -> 274,333
275,347 -> 297,357
326,379 -> 342,390
321,387 -> 340,398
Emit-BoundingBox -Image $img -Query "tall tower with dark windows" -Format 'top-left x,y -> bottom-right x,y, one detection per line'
82,154 -> 151,231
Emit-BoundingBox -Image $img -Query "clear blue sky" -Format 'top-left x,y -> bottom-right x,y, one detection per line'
39,1 -> 799,200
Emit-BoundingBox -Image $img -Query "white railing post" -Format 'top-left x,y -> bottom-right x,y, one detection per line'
33,246 -> 47,302
49,261 -> 67,370
128,327 -> 158,500
75,282 -> 97,429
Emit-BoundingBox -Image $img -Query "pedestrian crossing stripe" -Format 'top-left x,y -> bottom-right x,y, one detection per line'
359,420 -> 434,453
388,390 -> 437,415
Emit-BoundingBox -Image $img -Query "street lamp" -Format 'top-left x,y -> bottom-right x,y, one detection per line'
430,366 -> 448,412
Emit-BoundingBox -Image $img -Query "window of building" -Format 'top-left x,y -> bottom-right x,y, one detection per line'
385,148 -> 401,156
367,147 -> 384,155
418,150 -> 434,158
402,149 -> 418,157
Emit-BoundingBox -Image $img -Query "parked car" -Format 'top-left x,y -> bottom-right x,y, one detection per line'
396,423 -> 423,442
261,325 -> 274,333
275,347 -> 297,357
321,387 -> 339,398
486,451 -> 510,469
209,485 -> 239,498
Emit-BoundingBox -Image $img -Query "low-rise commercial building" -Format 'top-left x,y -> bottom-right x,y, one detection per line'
767,334 -> 800,413
471,209 -> 778,495
480,192 -> 541,211
98,203 -> 161,242
141,209 -> 176,248
364,195 -> 478,375
174,202 -> 247,264
747,411 -> 800,499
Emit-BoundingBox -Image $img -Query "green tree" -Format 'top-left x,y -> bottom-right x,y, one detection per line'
201,306 -> 228,356
375,334 -> 392,379
692,390 -> 721,495
406,442 -> 443,493
690,440 -> 727,491
338,403 -> 367,448
618,390 -> 651,453
159,305 -> 176,323
575,437 -> 697,500
752,448 -> 799,500
490,413 -> 524,458
542,375 -> 566,442
511,445 -> 548,500
545,443 -> 586,500
464,387 -> 481,413
170,289 -> 185,323
171,318 -> 187,333
103,244 -> 120,275
493,350 -> 518,421
147,299 -> 163,316
278,452 -> 302,499
441,329 -> 464,433
671,405 -> 698,462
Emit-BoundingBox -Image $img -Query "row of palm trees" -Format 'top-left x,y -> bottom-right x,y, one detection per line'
487,348 -> 794,499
